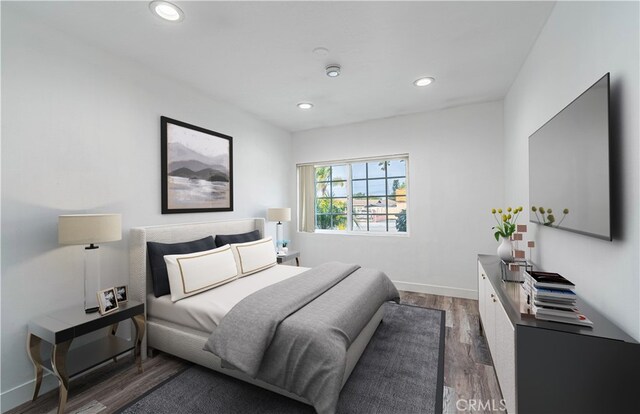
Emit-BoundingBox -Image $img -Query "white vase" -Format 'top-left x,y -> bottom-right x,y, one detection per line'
497,237 -> 513,262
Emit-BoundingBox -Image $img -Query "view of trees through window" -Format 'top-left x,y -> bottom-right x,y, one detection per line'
315,158 -> 407,233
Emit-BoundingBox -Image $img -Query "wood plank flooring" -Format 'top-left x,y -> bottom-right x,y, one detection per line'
9,292 -> 502,414
6,353 -> 186,414
399,292 -> 503,414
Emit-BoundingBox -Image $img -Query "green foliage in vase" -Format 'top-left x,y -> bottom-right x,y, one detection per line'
491,206 -> 523,241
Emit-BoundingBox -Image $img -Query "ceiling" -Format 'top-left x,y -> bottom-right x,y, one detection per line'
7,1 -> 555,132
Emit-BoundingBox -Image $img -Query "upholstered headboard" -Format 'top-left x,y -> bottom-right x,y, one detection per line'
129,218 -> 265,308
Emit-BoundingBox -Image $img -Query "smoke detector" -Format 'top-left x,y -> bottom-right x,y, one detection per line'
325,64 -> 341,78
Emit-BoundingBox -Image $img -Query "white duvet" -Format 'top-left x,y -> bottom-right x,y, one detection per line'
147,264 -> 310,332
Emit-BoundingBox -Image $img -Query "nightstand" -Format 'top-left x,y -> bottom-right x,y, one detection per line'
27,300 -> 145,414
277,250 -> 300,266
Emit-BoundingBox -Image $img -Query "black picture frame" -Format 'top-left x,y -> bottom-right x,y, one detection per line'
115,285 -> 128,304
161,116 -> 234,214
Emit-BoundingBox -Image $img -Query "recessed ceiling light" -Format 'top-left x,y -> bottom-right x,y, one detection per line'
414,77 -> 435,87
297,102 -> 314,110
313,47 -> 330,56
326,64 -> 341,78
149,1 -> 184,22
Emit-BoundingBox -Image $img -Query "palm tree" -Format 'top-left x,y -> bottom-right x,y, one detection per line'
315,166 -> 331,196
315,166 -> 346,229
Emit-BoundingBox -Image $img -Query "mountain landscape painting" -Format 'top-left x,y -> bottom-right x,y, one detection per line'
161,117 -> 233,213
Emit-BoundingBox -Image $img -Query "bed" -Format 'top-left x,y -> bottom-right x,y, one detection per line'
130,218 -> 397,412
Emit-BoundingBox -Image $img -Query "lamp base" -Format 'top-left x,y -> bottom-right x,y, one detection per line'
85,306 -> 99,314
276,221 -> 283,252
84,246 -> 101,312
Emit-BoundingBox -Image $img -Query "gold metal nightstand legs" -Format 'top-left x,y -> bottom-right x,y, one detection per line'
27,333 -> 73,414
51,340 -> 72,414
27,315 -> 146,413
26,334 -> 43,401
111,316 -> 145,371
132,314 -> 146,373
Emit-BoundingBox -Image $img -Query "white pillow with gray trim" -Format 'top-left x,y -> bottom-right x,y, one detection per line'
231,237 -> 277,277
164,245 -> 238,302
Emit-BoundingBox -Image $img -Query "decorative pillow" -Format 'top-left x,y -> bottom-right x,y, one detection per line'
215,230 -> 261,247
147,236 -> 215,297
231,237 -> 277,277
164,245 -> 239,302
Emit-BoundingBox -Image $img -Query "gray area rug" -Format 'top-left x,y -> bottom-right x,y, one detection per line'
119,303 -> 445,414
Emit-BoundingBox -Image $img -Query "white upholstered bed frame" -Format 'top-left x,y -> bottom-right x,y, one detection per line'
130,218 -> 384,404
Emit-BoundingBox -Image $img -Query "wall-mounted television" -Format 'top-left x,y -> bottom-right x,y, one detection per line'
529,73 -> 611,241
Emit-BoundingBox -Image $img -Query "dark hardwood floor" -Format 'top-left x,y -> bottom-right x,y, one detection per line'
9,292 -> 502,414
399,292 -> 503,413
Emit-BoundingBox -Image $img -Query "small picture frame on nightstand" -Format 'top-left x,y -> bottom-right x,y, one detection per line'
115,285 -> 128,304
97,287 -> 119,315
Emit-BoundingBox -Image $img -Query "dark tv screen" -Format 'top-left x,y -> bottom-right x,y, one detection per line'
529,73 -> 610,240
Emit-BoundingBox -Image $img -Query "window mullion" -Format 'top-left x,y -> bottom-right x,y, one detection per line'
347,164 -> 353,232
329,166 -> 334,230
365,164 -> 370,231
385,161 -> 389,232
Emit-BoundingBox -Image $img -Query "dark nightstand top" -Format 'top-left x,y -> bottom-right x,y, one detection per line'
29,300 -> 144,344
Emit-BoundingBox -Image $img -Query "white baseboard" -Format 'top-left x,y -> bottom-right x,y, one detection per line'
393,280 -> 478,300
1,373 -> 58,413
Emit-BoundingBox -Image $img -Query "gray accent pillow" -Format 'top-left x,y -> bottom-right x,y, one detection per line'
147,236 -> 215,297
215,230 -> 261,247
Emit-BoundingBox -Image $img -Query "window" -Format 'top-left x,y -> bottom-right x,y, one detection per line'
312,156 -> 408,233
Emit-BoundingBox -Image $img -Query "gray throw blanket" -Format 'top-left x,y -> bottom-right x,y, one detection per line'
204,262 -> 399,414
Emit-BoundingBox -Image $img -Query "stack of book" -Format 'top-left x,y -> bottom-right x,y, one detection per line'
523,270 -> 593,327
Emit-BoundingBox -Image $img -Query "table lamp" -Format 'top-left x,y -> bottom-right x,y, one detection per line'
58,214 -> 122,313
267,208 -> 291,253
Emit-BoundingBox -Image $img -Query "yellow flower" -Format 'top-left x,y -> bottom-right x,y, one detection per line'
547,208 -> 553,214
539,207 -> 546,214
563,208 -> 569,214
508,214 -> 512,220
507,207 -> 512,212
502,214 -> 507,222
498,208 -> 503,213
492,208 -> 496,214
518,206 -> 524,211
531,206 -> 537,212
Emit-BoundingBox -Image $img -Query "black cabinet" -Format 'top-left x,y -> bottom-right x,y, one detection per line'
478,255 -> 639,414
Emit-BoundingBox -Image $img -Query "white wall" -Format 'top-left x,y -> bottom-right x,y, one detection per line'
292,101 -> 504,298
504,2 -> 639,340
1,9 -> 291,410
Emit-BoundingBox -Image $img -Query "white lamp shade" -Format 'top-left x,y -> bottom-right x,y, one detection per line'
58,214 -> 122,245
267,208 -> 291,222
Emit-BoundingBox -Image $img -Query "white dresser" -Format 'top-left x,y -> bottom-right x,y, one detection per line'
477,254 -> 639,414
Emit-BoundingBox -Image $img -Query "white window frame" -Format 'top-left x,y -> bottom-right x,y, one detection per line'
304,154 -> 410,237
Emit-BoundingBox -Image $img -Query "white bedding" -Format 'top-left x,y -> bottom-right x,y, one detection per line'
147,264 -> 310,333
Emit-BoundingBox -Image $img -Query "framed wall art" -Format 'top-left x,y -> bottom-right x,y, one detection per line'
161,116 -> 233,214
